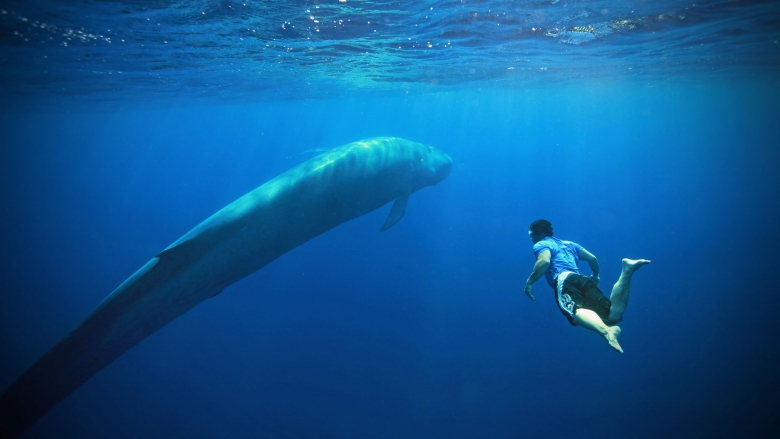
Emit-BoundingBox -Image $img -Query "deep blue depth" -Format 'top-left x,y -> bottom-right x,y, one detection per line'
2,1 -> 780,438
2,83 -> 779,438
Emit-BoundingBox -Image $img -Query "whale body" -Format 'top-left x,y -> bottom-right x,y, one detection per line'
0,137 -> 452,438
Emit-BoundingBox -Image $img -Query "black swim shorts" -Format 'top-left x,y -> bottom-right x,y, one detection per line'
553,273 -> 612,326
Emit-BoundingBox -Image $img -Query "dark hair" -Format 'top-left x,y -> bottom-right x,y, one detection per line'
529,219 -> 553,237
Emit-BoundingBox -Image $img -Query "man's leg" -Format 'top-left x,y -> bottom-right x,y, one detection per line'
573,308 -> 623,353
607,258 -> 651,324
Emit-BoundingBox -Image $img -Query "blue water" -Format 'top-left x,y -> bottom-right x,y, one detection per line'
1,1 -> 779,438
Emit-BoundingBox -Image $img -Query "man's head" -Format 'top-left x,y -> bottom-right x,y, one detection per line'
528,219 -> 553,243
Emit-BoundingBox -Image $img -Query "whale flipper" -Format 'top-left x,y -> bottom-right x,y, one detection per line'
380,194 -> 409,231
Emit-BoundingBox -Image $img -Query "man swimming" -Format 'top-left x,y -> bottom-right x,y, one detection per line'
523,219 -> 650,353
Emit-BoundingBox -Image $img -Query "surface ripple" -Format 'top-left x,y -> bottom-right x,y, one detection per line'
1,0 -> 778,102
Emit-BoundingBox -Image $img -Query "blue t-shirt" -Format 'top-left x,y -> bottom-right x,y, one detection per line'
532,236 -> 584,288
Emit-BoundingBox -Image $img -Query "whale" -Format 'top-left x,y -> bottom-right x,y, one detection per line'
0,137 -> 452,438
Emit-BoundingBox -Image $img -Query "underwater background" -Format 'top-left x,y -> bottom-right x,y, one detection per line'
1,1 -> 779,438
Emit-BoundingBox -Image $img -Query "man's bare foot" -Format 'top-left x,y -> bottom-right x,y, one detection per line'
622,258 -> 651,275
605,326 -> 623,353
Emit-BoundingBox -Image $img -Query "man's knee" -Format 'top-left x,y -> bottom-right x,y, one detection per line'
606,308 -> 624,325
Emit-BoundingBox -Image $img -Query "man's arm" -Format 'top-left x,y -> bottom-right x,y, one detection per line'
578,248 -> 600,286
524,250 -> 550,301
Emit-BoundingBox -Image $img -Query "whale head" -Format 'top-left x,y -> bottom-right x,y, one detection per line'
424,143 -> 453,187
394,138 -> 452,191
372,138 -> 451,231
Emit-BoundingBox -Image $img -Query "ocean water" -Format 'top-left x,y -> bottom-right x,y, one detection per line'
1,1 -> 779,438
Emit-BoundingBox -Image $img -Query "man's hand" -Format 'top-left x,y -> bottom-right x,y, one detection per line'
590,274 -> 600,287
524,283 -> 535,301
